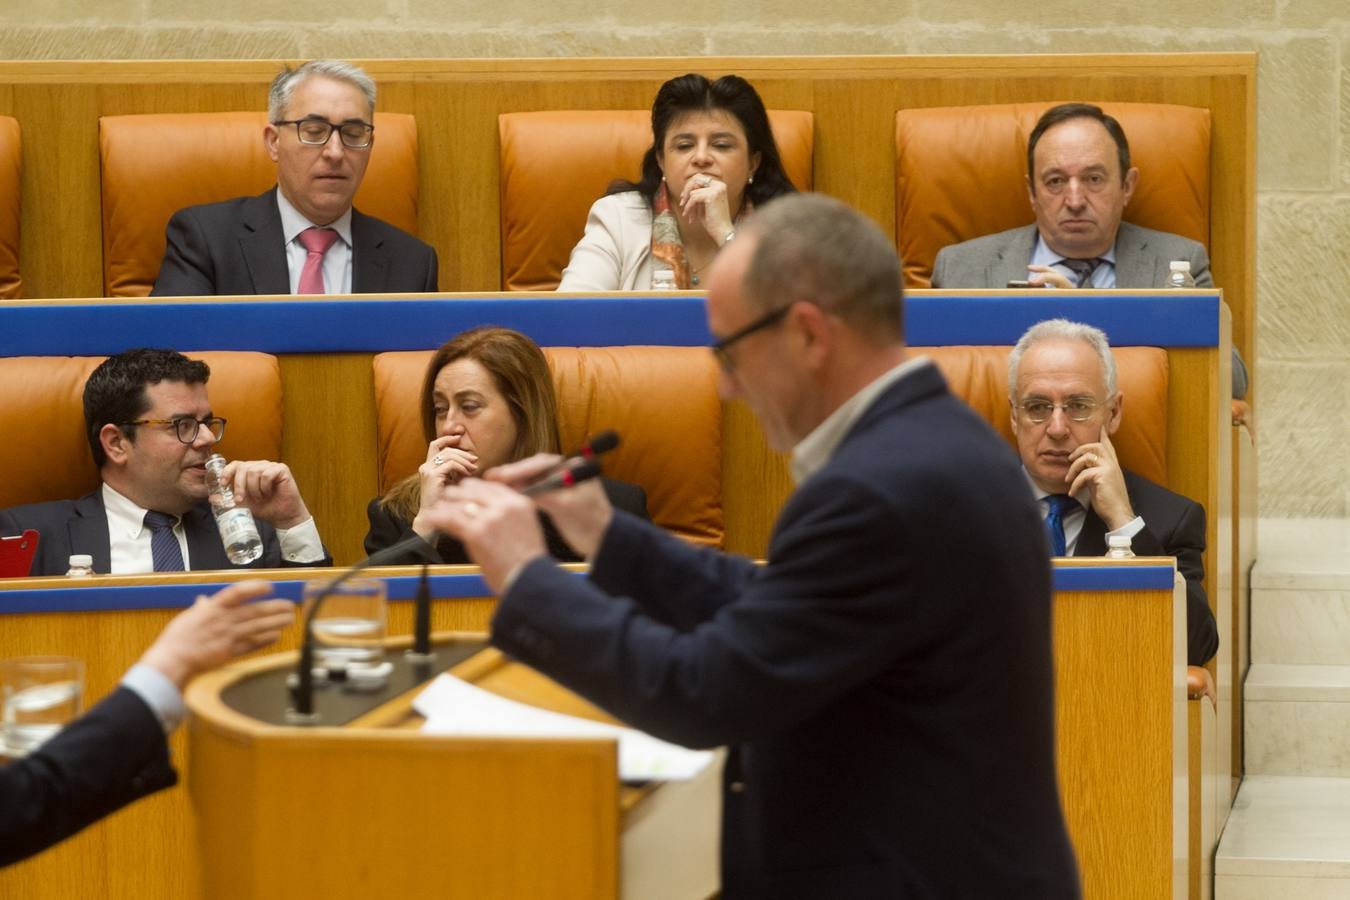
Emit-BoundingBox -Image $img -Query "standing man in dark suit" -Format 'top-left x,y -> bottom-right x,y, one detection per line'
931,102 -> 1247,399
1,580 -> 294,867
1009,318 -> 1219,666
151,59 -> 438,297
421,195 -> 1080,898
0,349 -> 330,576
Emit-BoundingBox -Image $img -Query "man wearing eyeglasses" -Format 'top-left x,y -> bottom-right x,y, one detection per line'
1009,318 -> 1218,666
150,59 -> 438,297
421,195 -> 1081,898
0,349 -> 330,575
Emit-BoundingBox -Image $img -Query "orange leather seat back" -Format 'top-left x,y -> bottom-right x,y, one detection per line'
0,116 -> 20,299
919,345 -> 1169,486
896,102 -> 1211,288
98,111 -> 421,297
0,352 -> 283,509
499,109 -> 815,291
373,346 -> 724,546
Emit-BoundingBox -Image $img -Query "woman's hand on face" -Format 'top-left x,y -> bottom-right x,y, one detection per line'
419,435 -> 478,503
679,174 -> 735,245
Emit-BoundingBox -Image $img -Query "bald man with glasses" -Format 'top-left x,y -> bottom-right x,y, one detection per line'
1009,318 -> 1218,666
151,59 -> 437,297
0,349 -> 331,576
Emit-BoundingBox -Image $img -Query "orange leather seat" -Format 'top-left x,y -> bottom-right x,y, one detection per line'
498,109 -> 815,291
373,346 -> 724,546
0,116 -> 20,299
920,345 -> 1169,487
98,111 -> 422,297
896,102 -> 1211,288
0,352 -> 283,510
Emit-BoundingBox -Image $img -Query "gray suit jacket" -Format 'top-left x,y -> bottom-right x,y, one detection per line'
151,188 -> 438,296
930,221 -> 1211,290
930,221 -> 1247,398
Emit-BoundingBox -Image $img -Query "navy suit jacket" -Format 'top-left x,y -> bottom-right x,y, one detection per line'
0,686 -> 176,867
150,188 -> 438,296
492,362 -> 1080,898
1074,469 -> 1219,666
0,490 -> 331,576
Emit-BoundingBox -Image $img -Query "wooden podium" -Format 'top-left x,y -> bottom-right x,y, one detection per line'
185,636 -> 720,900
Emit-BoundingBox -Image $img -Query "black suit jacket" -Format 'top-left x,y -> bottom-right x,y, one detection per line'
0,686 -> 176,867
362,479 -> 649,565
492,363 -> 1080,898
0,490 -> 332,576
1074,469 -> 1219,666
150,188 -> 438,296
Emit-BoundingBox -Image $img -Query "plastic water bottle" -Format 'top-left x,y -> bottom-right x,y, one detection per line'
65,555 -> 93,577
1165,260 -> 1196,289
1106,535 -> 1136,559
650,265 -> 677,291
203,454 -> 264,564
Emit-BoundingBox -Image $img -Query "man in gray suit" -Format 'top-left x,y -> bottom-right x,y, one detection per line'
931,102 -> 1246,396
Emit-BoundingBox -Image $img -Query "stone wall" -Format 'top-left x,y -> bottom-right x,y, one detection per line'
1,0 -> 1346,516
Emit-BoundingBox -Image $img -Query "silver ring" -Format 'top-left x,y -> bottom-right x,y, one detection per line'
432,455 -> 444,466
463,501 -> 482,518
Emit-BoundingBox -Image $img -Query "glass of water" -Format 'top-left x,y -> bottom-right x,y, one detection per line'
1,656 -> 84,757
301,577 -> 387,674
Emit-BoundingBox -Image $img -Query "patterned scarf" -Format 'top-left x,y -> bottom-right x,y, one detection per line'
649,181 -> 748,289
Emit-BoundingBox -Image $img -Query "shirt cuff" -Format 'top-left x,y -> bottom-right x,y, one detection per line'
121,662 -> 186,735
277,516 -> 325,563
1105,515 -> 1145,543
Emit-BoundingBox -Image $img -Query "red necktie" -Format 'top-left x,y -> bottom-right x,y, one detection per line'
297,227 -> 339,294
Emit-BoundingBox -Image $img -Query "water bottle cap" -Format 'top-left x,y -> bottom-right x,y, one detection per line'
68,554 -> 93,567
1169,260 -> 1191,272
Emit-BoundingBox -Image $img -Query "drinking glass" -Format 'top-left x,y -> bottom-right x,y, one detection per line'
301,577 -> 388,673
2,656 -> 85,756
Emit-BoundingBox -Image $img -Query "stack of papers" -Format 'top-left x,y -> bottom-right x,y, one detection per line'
414,674 -> 714,782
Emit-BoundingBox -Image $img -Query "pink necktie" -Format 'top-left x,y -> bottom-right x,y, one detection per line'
297,227 -> 339,294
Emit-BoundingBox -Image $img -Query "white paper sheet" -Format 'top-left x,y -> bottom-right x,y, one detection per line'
414,674 -> 714,782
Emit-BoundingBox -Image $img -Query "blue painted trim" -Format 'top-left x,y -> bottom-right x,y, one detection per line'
1051,565 -> 1176,591
2,564 -> 1173,613
0,572 -> 495,614
1,292 -> 1220,356
906,293 -> 1219,347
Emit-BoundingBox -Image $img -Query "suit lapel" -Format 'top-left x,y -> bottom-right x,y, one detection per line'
989,225 -> 1038,287
1074,508 -> 1108,557
1112,222 -> 1162,288
183,505 -> 230,570
69,492 -> 113,574
239,189 -> 293,295
351,209 -> 388,293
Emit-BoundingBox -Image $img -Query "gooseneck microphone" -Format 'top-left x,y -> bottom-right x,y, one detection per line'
287,432 -> 621,723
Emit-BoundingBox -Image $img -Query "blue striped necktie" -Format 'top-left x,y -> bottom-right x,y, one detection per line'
143,510 -> 185,572
1044,495 -> 1080,557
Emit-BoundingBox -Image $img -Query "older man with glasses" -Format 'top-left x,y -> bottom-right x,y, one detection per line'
1009,318 -> 1218,666
151,59 -> 438,297
0,349 -> 330,576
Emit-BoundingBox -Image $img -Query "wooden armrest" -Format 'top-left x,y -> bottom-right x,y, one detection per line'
1187,665 -> 1217,705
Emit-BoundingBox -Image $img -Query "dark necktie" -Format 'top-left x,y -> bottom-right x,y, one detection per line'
143,510 -> 185,572
1043,494 -> 1080,557
1060,257 -> 1102,288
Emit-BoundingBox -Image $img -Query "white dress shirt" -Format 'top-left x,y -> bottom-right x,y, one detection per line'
276,189 -> 353,294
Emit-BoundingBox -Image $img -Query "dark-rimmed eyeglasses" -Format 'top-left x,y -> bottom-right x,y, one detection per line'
1015,398 -> 1099,424
272,117 -> 374,149
121,416 -> 227,444
710,305 -> 792,371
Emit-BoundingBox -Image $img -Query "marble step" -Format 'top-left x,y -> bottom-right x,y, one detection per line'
1216,775 -> 1350,899
1245,664 -> 1350,777
1252,519 -> 1350,667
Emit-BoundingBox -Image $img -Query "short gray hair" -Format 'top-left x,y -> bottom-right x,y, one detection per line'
741,193 -> 903,341
1008,318 -> 1117,399
268,60 -> 376,122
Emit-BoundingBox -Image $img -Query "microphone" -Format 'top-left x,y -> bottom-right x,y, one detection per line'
520,458 -> 603,496
579,429 -> 619,460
